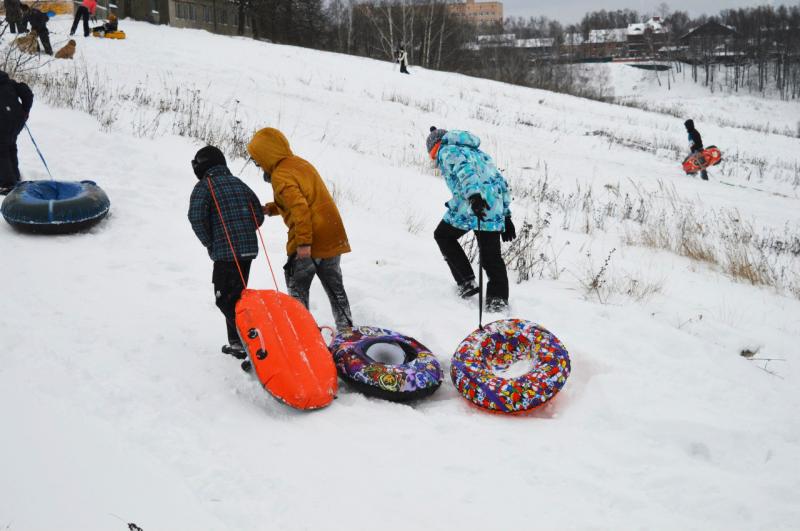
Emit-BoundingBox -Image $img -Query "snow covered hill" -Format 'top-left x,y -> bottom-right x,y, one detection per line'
1,19 -> 799,530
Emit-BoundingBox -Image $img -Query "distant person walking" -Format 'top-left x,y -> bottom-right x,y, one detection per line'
3,0 -> 26,33
685,119 -> 708,181
0,70 -> 33,195
396,45 -> 410,75
70,0 -> 96,37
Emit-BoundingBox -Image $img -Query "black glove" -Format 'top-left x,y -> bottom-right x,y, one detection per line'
468,194 -> 488,221
502,216 -> 516,242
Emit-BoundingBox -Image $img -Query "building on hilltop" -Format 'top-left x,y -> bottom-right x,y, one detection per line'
81,0 -> 253,35
626,17 -> 668,56
679,21 -> 740,63
447,0 -> 503,26
169,0 -> 252,36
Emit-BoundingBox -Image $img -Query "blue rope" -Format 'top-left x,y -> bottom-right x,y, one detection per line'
25,124 -> 54,181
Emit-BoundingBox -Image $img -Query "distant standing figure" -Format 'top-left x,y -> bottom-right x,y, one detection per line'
0,70 -> 33,195
396,45 -> 410,75
20,5 -> 52,55
3,0 -> 25,33
70,0 -> 96,37
685,119 -> 708,181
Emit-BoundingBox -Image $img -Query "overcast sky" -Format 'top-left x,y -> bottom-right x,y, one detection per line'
502,0 -> 782,24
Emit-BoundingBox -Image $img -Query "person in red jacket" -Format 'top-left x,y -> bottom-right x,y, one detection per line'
70,0 -> 96,37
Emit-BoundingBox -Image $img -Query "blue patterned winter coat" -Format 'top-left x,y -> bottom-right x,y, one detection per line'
435,130 -> 511,232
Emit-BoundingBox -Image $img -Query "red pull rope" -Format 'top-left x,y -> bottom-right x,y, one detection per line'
206,177 -> 247,288
248,202 -> 280,292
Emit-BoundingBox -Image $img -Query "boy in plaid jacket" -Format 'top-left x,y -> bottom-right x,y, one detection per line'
188,146 -> 264,357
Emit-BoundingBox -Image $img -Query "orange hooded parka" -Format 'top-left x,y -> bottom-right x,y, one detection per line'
247,128 -> 351,259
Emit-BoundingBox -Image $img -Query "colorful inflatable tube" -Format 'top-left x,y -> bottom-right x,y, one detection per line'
330,326 -> 443,402
1,180 -> 110,234
451,319 -> 570,414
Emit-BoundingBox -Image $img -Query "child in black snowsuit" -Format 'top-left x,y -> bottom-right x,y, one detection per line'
0,71 -> 33,194
685,119 -> 708,181
92,14 -> 118,35
20,5 -> 53,55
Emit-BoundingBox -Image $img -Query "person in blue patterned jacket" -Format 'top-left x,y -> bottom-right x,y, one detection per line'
426,127 -> 516,311
188,146 -> 264,358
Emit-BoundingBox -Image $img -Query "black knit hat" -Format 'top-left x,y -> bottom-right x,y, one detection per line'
426,126 -> 447,154
684,119 -> 695,130
192,145 -> 226,178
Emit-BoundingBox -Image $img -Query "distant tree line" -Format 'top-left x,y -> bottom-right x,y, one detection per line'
222,0 -> 799,99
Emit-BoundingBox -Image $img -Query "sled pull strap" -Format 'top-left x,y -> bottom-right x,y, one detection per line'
25,125 -> 54,181
206,177 -> 247,288
478,218 -> 484,331
248,202 -> 280,292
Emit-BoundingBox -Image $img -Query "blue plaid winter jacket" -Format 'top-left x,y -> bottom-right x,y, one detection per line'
188,166 -> 265,262
435,130 -> 511,232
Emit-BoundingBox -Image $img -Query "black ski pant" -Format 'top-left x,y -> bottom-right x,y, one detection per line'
7,20 -> 26,33
37,30 -> 53,55
70,6 -> 91,36
284,254 -> 352,331
400,62 -> 409,74
0,143 -> 21,189
434,220 -> 509,303
213,259 -> 252,344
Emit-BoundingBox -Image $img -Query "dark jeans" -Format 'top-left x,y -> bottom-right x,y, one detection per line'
213,259 -> 252,344
284,254 -> 352,331
70,6 -> 90,36
434,220 -> 509,303
0,143 -> 21,189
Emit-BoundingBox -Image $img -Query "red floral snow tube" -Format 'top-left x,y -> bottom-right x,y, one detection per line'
450,319 -> 570,414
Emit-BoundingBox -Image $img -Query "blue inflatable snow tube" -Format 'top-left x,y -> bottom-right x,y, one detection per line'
1,180 -> 110,234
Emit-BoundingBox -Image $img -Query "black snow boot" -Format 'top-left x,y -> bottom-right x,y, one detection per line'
486,297 -> 508,312
222,342 -> 247,360
458,280 -> 480,299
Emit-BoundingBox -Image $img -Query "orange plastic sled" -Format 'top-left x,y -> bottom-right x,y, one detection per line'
683,146 -> 722,174
235,289 -> 338,410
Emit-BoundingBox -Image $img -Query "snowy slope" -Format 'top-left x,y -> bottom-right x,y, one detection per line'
1,19 -> 799,531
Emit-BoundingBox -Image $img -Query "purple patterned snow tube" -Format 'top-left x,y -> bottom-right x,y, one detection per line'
330,326 -> 443,402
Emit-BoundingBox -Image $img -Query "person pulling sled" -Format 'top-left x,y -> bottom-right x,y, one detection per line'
685,119 -> 708,181
0,70 -> 33,195
188,146 -> 265,360
426,126 -> 516,312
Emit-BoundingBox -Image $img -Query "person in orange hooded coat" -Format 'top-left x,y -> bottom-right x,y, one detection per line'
247,127 -> 353,330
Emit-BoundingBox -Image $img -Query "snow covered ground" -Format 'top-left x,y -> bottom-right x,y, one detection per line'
1,19 -> 799,530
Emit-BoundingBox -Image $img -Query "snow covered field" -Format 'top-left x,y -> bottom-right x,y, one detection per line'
1,19 -> 799,530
